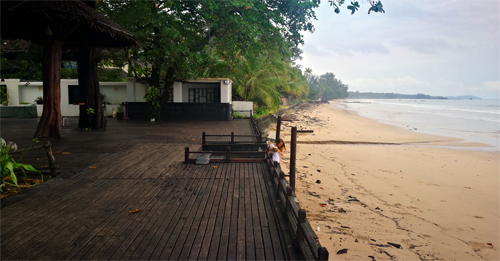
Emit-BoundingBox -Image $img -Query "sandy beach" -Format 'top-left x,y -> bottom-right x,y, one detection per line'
277,102 -> 499,260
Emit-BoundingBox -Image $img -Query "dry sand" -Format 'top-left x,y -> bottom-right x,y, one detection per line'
276,102 -> 499,260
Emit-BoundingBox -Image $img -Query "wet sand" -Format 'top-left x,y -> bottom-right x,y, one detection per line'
277,102 -> 499,260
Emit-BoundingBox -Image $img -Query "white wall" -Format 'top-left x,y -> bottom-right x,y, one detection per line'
175,79 -> 232,103
18,82 -> 43,104
232,101 -> 253,117
173,82 -> 183,102
100,82 -> 127,105
2,78 -> 230,117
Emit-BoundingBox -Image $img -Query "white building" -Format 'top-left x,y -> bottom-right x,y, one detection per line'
1,78 -> 251,120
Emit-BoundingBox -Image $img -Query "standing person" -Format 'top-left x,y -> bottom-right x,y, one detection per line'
269,138 -> 286,167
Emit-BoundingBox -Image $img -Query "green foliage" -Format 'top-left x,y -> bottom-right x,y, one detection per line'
60,61 -> 79,79
144,86 -> 161,117
0,40 -> 43,81
100,0 -> 319,109
1,138 -> 41,192
86,108 -> 95,114
232,112 -> 247,119
305,70 -> 349,100
253,107 -> 270,119
329,0 -> 384,14
1,85 -> 8,105
98,67 -> 124,82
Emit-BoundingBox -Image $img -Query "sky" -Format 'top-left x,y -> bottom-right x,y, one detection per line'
298,0 -> 500,99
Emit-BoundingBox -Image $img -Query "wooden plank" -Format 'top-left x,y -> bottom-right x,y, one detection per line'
121,165 -> 204,260
106,171 -> 196,260
34,179 -> 151,260
135,145 -> 182,179
89,177 -> 181,260
257,162 -> 286,260
244,169 -> 255,261
250,163 -> 265,261
1,179 -> 121,259
236,171 -> 247,260
226,166 -> 240,260
156,167 -> 211,260
64,180 -> 162,260
175,174 -> 218,260
187,166 -> 226,260
212,164 -> 235,260
254,163 -> 276,260
197,175 -> 229,260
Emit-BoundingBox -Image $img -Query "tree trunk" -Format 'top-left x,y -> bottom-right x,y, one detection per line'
34,40 -> 62,139
77,48 -> 104,130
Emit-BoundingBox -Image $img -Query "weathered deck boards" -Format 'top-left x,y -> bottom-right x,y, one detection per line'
1,118 -> 298,260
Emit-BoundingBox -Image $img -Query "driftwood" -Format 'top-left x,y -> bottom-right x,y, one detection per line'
11,141 -> 58,176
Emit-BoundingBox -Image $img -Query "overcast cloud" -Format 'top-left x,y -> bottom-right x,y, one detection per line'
299,0 -> 500,98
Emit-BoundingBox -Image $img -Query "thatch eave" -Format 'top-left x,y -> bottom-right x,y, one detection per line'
1,0 -> 139,50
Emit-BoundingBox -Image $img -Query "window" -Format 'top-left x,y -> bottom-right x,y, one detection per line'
68,85 -> 80,104
188,88 -> 220,103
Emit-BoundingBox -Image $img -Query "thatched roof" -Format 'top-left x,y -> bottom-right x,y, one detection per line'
1,0 -> 139,49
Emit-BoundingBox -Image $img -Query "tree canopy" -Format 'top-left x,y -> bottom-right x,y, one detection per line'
305,70 -> 349,100
1,0 -> 385,119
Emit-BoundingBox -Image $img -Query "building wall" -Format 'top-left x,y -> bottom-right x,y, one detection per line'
2,78 -> 227,117
174,79 -> 232,104
232,101 -> 253,117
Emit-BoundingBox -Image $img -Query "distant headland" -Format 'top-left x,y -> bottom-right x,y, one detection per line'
347,92 -> 482,100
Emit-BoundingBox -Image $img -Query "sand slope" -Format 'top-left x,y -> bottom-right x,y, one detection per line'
277,102 -> 499,260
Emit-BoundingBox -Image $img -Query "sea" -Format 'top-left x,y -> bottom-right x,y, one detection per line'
337,99 -> 500,152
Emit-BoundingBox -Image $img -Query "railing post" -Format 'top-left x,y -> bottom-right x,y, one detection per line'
294,209 -> 306,247
202,132 -> 206,145
290,126 -> 297,191
226,147 -> 231,162
276,115 -> 281,142
185,147 -> 189,163
286,186 -> 293,212
231,132 -> 234,143
318,247 -> 329,261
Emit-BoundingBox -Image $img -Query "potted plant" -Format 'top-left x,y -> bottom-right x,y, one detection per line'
116,105 -> 124,120
35,97 -> 43,104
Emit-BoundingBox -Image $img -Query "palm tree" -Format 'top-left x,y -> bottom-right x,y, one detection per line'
235,53 -> 287,112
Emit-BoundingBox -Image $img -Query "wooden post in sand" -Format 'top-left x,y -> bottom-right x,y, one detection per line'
276,115 -> 281,142
290,126 -> 297,190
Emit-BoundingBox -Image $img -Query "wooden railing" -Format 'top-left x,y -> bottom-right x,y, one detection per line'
184,145 -> 329,260
202,132 -> 263,144
265,152 -> 329,261
184,147 -> 266,163
11,141 -> 58,176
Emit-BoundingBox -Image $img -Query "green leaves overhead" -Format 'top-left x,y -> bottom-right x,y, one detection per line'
347,1 -> 360,15
368,1 -> 385,14
328,0 -> 385,14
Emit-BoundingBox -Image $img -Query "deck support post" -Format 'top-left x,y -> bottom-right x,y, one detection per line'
184,147 -> 189,163
318,247 -> 329,260
231,132 -> 234,143
202,132 -> 206,145
290,127 -> 297,190
225,147 -> 231,162
276,115 -> 281,142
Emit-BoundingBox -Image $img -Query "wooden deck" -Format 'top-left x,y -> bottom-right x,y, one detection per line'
0,118 -> 298,260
